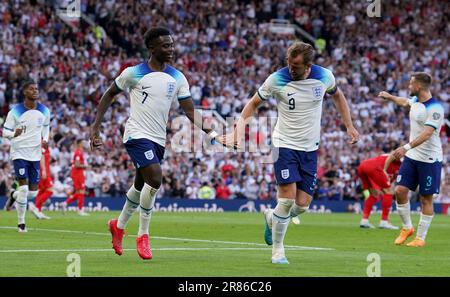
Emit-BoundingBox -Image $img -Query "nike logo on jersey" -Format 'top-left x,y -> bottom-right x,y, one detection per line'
287,92 -> 297,97
142,85 -> 152,90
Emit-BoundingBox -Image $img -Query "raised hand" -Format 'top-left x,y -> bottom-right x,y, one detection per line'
90,129 -> 103,151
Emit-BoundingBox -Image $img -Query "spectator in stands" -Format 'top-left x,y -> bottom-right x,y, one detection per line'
216,179 -> 231,200
171,180 -> 186,199
198,182 -> 215,199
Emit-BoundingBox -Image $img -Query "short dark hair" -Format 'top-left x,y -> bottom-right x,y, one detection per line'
287,41 -> 315,66
144,27 -> 171,49
77,139 -> 84,145
411,72 -> 432,89
21,79 -> 37,93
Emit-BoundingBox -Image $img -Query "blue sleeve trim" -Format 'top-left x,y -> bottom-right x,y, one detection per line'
178,95 -> 191,101
257,90 -> 268,100
424,123 -> 438,130
326,85 -> 338,95
114,79 -> 123,91
3,126 -> 14,131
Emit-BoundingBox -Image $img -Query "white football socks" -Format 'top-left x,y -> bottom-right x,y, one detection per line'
16,185 -> 29,225
138,183 -> 159,236
27,190 -> 38,200
272,198 -> 294,257
396,201 -> 413,229
117,185 -> 141,229
416,213 -> 433,241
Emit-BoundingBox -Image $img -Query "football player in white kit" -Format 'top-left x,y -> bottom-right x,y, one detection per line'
223,41 -> 359,264
379,72 -> 444,247
2,80 -> 50,232
90,27 -> 225,260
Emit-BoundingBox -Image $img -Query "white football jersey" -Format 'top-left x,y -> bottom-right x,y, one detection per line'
3,103 -> 50,161
258,65 -> 337,151
115,62 -> 191,147
406,96 -> 444,163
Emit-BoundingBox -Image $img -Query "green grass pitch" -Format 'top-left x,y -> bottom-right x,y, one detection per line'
0,211 -> 449,276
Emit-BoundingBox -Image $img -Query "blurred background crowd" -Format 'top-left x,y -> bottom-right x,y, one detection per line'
0,0 -> 449,202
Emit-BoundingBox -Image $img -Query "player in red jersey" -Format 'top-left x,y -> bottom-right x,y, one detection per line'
62,139 -> 89,216
358,154 -> 402,229
31,143 -> 53,219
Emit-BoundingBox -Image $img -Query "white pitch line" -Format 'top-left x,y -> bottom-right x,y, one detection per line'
0,226 -> 334,251
0,247 -> 310,253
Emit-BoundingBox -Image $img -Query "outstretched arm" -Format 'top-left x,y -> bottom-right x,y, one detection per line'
383,153 -> 397,173
90,82 -> 122,150
221,93 -> 264,148
178,97 -> 227,146
378,91 -> 410,107
331,88 -> 359,144
178,97 -> 214,135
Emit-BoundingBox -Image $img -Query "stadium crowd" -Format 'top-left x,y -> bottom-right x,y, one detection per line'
0,0 -> 449,202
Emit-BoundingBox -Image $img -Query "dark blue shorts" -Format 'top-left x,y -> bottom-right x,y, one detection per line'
13,159 -> 40,185
396,156 -> 442,195
273,147 -> 318,196
124,138 -> 165,169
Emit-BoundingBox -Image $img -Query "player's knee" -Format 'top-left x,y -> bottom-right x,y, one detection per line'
275,197 -> 294,217
420,195 -> 433,204
278,184 -> 296,199
145,176 -> 161,189
29,184 -> 39,191
382,188 -> 394,195
394,186 -> 408,196
18,179 -> 28,186
295,195 -> 312,207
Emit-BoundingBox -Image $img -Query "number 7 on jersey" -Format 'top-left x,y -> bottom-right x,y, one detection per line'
142,91 -> 149,104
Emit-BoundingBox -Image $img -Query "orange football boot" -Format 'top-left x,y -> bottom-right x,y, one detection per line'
394,227 -> 414,245
406,237 -> 425,247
